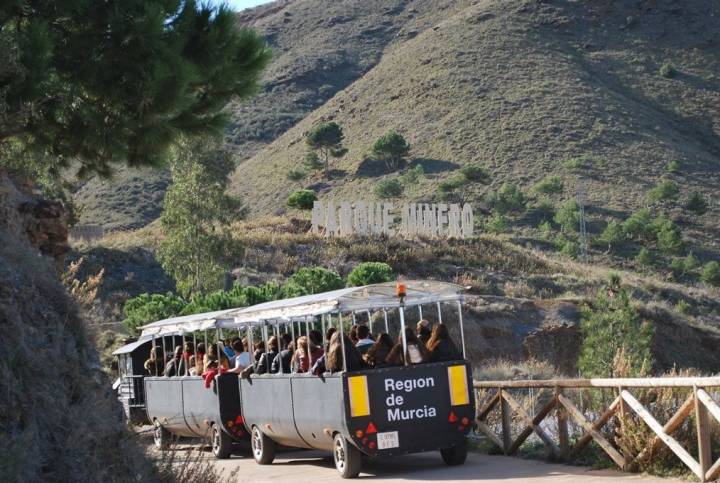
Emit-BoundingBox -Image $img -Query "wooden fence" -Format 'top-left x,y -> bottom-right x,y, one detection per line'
473,377 -> 720,482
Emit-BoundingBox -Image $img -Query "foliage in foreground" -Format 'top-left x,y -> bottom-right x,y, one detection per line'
578,282 -> 654,378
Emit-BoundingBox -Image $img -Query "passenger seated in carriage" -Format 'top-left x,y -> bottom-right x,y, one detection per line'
355,325 -> 374,355
144,346 -> 165,376
427,324 -> 461,362
416,319 -> 432,345
326,332 -> 367,373
271,333 -> 293,374
190,342 -> 205,376
255,336 -> 279,375
386,328 -> 429,366
164,346 -> 184,377
364,333 -> 394,368
228,338 -> 251,373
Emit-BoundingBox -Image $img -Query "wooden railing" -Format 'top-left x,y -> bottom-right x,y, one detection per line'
473,377 -> 720,482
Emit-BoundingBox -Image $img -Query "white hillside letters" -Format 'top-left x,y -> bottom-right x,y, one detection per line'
311,200 -> 474,239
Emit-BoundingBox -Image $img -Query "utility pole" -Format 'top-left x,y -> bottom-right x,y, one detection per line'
577,177 -> 588,263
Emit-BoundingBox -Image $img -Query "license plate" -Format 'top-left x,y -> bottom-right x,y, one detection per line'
376,431 -> 399,449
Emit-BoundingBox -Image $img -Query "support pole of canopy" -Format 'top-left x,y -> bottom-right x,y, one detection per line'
367,310 -> 372,334
352,312 -> 356,324
437,302 -> 443,324
321,314 -> 326,340
399,307 -> 408,366
383,309 -> 389,333
204,330 -> 208,354
290,318 -> 295,344
151,334 -> 157,376
161,335 -> 167,373
456,300 -> 466,359
339,312 -> 347,372
306,316 -> 313,369
182,330 -> 187,376
305,317 -> 310,339
418,305 -> 423,320
249,322 -> 256,372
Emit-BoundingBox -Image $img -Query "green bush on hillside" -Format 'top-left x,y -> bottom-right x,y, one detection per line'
623,209 -> 653,241
287,169 -> 306,181
375,178 -> 404,198
685,191 -> 708,215
347,262 -> 395,287
701,261 -> 720,286
659,61 -> 677,78
370,130 -> 410,171
597,220 -> 624,252
532,175 -> 564,195
399,165 -> 425,187
665,160 -> 680,174
578,288 -> 654,378
485,213 -> 509,234
488,183 -> 526,214
287,189 -> 317,210
459,165 -> 491,184
656,219 -> 684,255
635,247 -> 653,267
646,179 -> 679,204
532,196 -> 555,222
282,266 -> 344,297
554,199 -> 580,234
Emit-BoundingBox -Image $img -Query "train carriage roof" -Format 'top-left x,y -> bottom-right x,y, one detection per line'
139,280 -> 463,336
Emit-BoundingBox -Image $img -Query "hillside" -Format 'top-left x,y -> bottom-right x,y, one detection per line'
229,0 -> 719,255
73,0 -> 464,230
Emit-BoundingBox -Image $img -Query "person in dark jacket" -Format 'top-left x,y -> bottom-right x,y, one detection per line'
271,333 -> 293,374
256,336 -> 279,375
164,346 -> 184,377
326,332 -> 366,373
427,324 -> 461,362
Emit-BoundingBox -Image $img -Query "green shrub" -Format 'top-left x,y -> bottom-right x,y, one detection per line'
532,196 -> 555,222
122,292 -> 186,335
554,199 -> 580,234
485,213 -> 509,234
400,165 -> 424,186
489,183 -> 526,214
347,262 -> 395,287
656,219 -> 684,255
659,61 -> 677,78
303,151 -> 324,171
646,179 -> 679,204
578,289 -> 654,378
538,220 -> 553,239
701,261 -> 720,286
559,239 -> 579,258
282,267 -> 344,297
685,191 -> 708,215
635,247 -> 653,266
676,299 -> 691,315
286,189 -> 317,210
375,178 -> 404,198
287,169 -> 306,181
459,165 -> 491,184
598,220 -> 624,252
664,160 -> 680,174
623,209 -> 653,241
532,175 -> 564,195
563,157 -> 585,172
437,175 -> 467,201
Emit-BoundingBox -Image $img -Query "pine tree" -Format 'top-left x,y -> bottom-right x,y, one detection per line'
158,142 -> 244,297
306,122 -> 344,177
371,130 -> 410,171
0,1 -> 270,177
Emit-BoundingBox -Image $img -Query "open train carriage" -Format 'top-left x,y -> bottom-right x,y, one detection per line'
139,309 -> 248,458
224,280 -> 474,478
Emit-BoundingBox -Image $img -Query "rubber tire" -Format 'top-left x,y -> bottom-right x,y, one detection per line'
251,426 -> 276,465
211,424 -> 233,459
333,434 -> 362,479
440,438 -> 468,466
153,419 -> 171,450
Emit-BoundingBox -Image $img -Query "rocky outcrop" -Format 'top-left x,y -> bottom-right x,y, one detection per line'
0,172 -> 69,269
523,323 -> 582,376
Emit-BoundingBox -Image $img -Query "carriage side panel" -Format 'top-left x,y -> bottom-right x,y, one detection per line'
291,374 -> 345,451
181,376 -> 222,437
145,377 -> 196,437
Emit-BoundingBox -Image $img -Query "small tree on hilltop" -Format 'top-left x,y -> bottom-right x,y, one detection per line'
158,142 -> 244,297
597,220 -> 624,253
685,191 -> 708,215
347,262 -> 395,287
282,267 -> 344,297
578,287 -> 654,378
371,130 -> 410,171
287,189 -> 317,210
306,121 -> 344,177
701,261 -> 720,286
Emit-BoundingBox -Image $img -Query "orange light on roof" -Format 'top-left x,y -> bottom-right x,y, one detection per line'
396,278 -> 406,300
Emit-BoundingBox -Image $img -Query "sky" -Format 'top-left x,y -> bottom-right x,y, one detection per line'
221,0 -> 275,11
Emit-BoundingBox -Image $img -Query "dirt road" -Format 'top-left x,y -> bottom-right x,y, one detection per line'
172,443 -> 680,482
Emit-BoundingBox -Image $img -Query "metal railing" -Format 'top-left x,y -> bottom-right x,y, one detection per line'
473,377 -> 720,482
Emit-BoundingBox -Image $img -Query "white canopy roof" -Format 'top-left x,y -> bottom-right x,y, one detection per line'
140,280 -> 463,337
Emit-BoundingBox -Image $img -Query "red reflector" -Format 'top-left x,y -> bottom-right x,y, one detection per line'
448,411 -> 458,423
235,415 -> 244,424
366,422 -> 377,434
461,417 -> 469,425
369,441 -> 376,449
356,430 -> 364,439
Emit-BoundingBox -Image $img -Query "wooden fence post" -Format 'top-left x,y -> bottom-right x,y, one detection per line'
695,386 -> 711,482
500,389 -> 512,454
556,386 -> 569,460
